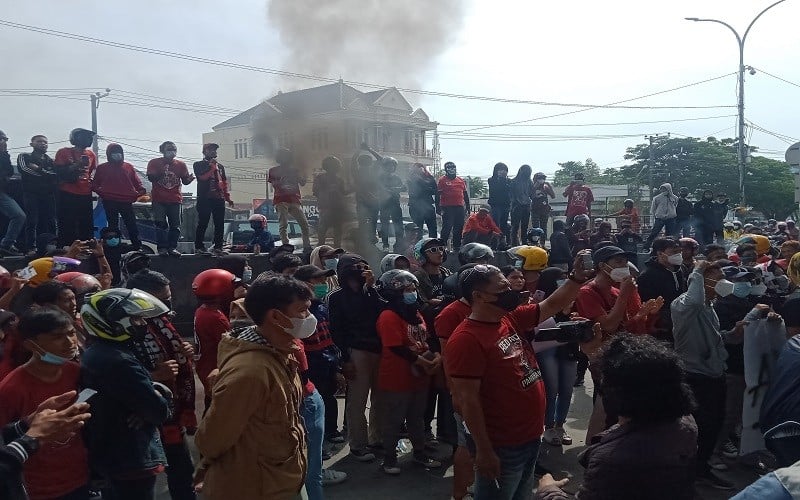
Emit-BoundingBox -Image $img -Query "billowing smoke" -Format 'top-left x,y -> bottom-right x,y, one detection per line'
267,0 -> 467,90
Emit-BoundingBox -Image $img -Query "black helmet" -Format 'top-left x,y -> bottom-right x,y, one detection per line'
574,172 -> 585,181
624,199 -> 634,207
378,269 -> 418,296
574,214 -> 590,225
533,172 -> 546,180
458,243 -> 494,265
69,128 -> 95,148
381,157 -> 398,172
321,155 -> 341,172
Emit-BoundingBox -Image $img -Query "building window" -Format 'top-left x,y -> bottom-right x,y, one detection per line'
233,139 -> 248,159
242,141 -> 248,158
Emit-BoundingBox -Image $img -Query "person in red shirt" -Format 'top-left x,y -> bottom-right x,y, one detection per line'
53,128 -> 97,247
446,257 -> 593,500
438,162 -> 470,250
462,206 -> 503,249
192,269 -> 241,410
93,143 -> 146,250
268,148 -> 311,250
563,172 -> 594,226
193,143 -> 233,256
612,199 -> 641,234
146,141 -> 194,257
0,308 -> 89,499
375,270 -> 442,475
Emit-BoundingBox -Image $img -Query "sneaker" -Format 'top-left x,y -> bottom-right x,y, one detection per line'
708,456 -> 729,471
381,460 -> 401,475
0,246 -> 22,257
167,249 -> 182,257
721,439 -> 739,459
212,247 -> 228,256
558,427 -> 573,446
321,468 -> 348,486
349,449 -> 375,462
195,247 -> 212,256
157,248 -> 169,256
413,455 -> 442,468
327,431 -> 346,444
543,427 -> 562,446
697,470 -> 735,490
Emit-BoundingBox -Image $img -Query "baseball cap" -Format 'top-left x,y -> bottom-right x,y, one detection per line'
294,265 -> 335,282
592,245 -> 627,266
202,143 -> 220,151
722,266 -> 754,281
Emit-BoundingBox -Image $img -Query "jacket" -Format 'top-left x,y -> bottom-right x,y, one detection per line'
463,213 -> 502,236
675,197 -> 693,221
0,151 -> 13,193
193,159 -> 231,202
328,254 -> 386,361
92,144 -> 146,203
694,199 -> 727,230
714,295 -> 757,376
81,339 -> 170,477
0,420 -> 37,500
638,257 -> 686,339
535,416 -> 698,500
17,151 -> 57,196
407,171 -> 437,206
510,178 -> 533,208
549,231 -> 572,265
487,176 -> 511,207
312,172 -> 347,211
377,171 -> 405,205
195,330 -> 306,500
651,183 -> 678,220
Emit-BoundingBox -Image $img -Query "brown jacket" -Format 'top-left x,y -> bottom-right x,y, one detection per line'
195,330 -> 307,500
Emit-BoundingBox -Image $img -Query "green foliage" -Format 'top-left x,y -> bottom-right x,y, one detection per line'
466,175 -> 487,197
554,158 -> 625,186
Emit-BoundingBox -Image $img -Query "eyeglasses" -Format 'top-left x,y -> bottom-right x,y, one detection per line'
425,246 -> 446,254
353,264 -> 370,271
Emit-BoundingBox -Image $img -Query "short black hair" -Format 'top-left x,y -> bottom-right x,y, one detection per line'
126,269 -> 170,294
217,254 -> 248,278
244,275 -> 312,326
18,308 -> 74,340
552,220 -> 565,232
459,265 -> 502,304
499,265 -> 518,277
703,243 -> 725,255
736,243 -> 757,256
599,334 -> 695,424
272,254 -> 302,273
32,281 -> 71,306
651,237 -> 678,255
30,134 -> 47,142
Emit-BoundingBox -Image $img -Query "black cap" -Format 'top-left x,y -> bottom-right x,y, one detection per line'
722,266 -> 754,281
294,265 -> 335,282
650,237 -> 678,255
592,245 -> 627,266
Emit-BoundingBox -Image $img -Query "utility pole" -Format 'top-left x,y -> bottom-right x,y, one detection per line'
90,89 -> 111,156
645,134 -> 670,201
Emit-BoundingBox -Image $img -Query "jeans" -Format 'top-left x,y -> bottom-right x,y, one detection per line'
381,389 -> 428,465
379,199 -> 404,249
530,207 -> 550,238
0,192 -> 25,248
23,193 -> 56,250
345,349 -> 381,451
645,217 -> 677,246
409,200 -> 437,239
490,204 -> 510,243
57,191 -> 93,246
306,349 -> 340,438
154,202 -> 181,250
195,197 -> 225,249
275,201 -> 311,247
687,373 -> 726,474
104,476 -> 157,500
510,204 -> 530,246
537,348 -> 577,426
103,199 -> 141,247
440,206 -> 465,248
301,389 -> 325,500
164,438 -> 196,500
676,218 -> 692,238
473,439 -> 541,500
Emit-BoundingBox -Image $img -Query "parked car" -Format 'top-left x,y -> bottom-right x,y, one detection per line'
225,219 -> 304,253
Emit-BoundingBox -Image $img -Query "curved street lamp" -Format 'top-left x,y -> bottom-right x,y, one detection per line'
685,0 -> 787,206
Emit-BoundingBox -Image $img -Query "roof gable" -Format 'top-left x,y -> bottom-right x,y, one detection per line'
370,88 -> 412,112
213,101 -> 281,130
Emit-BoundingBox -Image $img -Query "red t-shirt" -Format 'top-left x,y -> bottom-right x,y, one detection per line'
193,305 -> 230,392
147,158 -> 190,204
575,283 -> 645,334
268,164 -> 303,204
377,310 -> 430,392
54,148 -> 97,196
0,362 -> 88,499
438,176 -> 467,207
435,299 -> 472,345
293,340 -> 316,397
564,184 -> 594,217
445,305 -> 546,447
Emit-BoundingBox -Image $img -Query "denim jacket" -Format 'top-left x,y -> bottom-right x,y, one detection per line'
81,339 -> 170,478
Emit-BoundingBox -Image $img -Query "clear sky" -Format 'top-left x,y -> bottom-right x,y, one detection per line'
1,0 -> 798,191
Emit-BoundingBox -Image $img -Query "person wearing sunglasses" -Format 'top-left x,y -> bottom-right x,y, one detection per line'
445,253 -> 595,500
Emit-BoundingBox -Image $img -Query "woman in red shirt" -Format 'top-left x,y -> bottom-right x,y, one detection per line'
376,270 -> 443,475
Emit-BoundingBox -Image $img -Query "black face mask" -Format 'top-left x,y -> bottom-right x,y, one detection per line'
445,169 -> 457,178
488,289 -> 526,311
162,298 -> 173,311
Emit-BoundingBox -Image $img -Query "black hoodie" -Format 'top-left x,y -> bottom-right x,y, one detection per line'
328,253 -> 386,362
638,257 -> 687,340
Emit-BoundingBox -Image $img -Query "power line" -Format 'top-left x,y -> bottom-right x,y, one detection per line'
437,114 -> 737,128
752,67 -> 800,90
0,20 -> 737,111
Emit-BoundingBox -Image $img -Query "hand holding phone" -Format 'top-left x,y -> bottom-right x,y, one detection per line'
76,388 -> 97,404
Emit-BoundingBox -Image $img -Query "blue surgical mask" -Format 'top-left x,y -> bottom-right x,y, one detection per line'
106,237 -> 120,247
403,291 -> 418,304
324,258 -> 339,270
32,342 -> 71,365
732,282 -> 752,298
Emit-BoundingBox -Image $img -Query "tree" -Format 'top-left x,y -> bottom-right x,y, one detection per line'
553,159 -> 602,186
466,176 -> 487,198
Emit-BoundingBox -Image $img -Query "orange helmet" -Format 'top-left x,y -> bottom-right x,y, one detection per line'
56,272 -> 102,295
192,269 -> 241,299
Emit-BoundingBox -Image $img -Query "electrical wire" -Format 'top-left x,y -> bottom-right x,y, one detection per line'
751,67 -> 800,90
437,114 -> 738,128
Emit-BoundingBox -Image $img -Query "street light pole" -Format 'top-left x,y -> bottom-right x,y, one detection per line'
686,0 -> 786,207
90,90 -> 111,156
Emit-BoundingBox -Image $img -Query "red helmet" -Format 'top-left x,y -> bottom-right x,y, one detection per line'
56,272 -> 102,295
192,269 -> 240,299
248,214 -> 267,229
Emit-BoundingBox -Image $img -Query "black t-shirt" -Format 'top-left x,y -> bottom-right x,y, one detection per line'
429,274 -> 443,299
782,297 -> 800,329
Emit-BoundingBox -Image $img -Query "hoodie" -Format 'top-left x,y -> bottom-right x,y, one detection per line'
650,183 -> 678,220
637,256 -> 687,339
195,330 -> 306,500
92,144 -> 145,203
328,254 -> 386,361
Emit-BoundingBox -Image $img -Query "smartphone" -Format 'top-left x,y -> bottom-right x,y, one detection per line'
76,388 -> 97,404
581,252 -> 594,272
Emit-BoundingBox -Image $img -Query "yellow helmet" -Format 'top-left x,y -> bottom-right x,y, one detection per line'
508,246 -> 548,271
788,252 -> 800,286
736,234 -> 771,255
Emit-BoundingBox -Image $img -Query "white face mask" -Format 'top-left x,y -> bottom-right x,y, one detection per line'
607,265 -> 631,283
714,279 -> 735,297
667,253 -> 684,266
278,312 -> 317,339
750,283 -> 768,296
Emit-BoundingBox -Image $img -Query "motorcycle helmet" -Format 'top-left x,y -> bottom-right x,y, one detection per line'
248,213 -> 267,230
526,227 -> 545,244
458,243 -> 494,265
508,245 -> 548,272
192,269 -> 241,300
378,269 -> 418,296
81,288 -> 168,342
573,214 -> 590,226
381,156 -> 398,172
